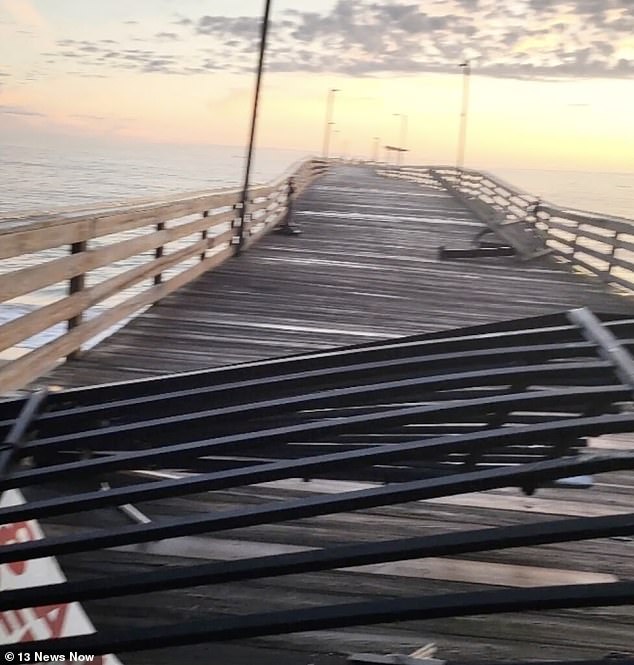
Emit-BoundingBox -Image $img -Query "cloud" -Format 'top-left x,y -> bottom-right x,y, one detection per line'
184,0 -> 634,80
71,113 -> 106,120
172,15 -> 192,27
155,31 -> 180,41
40,0 -> 634,81
51,40 -> 185,74
0,104 -> 45,116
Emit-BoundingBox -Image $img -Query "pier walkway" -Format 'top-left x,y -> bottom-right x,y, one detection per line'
3,164 -> 634,665
45,165 -> 631,389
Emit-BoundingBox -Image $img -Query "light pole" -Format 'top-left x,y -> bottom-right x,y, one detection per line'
392,113 -> 408,166
237,0 -> 272,252
457,61 -> 471,170
322,88 -> 340,159
332,129 -> 340,159
371,136 -> 380,162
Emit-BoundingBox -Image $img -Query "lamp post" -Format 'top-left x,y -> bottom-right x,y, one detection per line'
372,136 -> 380,163
331,129 -> 340,159
457,61 -> 471,171
237,0 -> 272,252
392,113 -> 408,166
322,88 -> 340,159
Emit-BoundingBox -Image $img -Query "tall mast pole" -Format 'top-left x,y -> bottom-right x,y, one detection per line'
237,0 -> 272,252
457,61 -> 471,171
400,114 -> 408,166
322,88 -> 339,158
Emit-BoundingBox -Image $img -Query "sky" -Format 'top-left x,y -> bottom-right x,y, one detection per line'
0,0 -> 633,171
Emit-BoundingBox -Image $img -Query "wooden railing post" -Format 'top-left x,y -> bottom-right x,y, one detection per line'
201,211 -> 209,261
605,231 -> 618,281
570,223 -> 581,269
154,222 -> 165,285
67,240 -> 87,360
231,202 -> 244,250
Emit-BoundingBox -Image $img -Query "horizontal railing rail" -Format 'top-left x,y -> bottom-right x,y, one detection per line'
378,164 -> 634,286
0,158 -> 328,395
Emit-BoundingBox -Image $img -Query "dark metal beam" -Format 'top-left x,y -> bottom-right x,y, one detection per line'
2,450 -> 634,563
0,388 -> 48,478
17,341 -> 603,435
3,510 -> 634,611
1,387 -> 630,495
11,360 -> 616,458
0,385 -> 628,523
14,581 -> 634,655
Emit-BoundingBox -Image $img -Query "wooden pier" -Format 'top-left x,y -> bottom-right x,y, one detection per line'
37,164 -> 634,388
2,163 -> 634,664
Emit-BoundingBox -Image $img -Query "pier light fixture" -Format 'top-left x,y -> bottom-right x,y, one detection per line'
372,136 -> 380,163
323,88 -> 341,159
331,128 -> 341,159
457,61 -> 471,171
392,113 -> 408,166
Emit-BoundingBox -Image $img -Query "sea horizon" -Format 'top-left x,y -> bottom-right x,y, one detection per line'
0,139 -> 631,220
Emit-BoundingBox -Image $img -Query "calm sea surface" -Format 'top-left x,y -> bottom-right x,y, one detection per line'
0,142 -> 631,218
0,142 -> 312,216
490,167 -> 633,220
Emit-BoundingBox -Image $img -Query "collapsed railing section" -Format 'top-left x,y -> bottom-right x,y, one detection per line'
1,310 -> 634,657
378,165 -> 634,282
0,158 -> 328,395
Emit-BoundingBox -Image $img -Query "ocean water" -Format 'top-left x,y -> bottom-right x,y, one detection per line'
0,141 -> 631,218
0,142 -> 312,216
489,167 -> 633,220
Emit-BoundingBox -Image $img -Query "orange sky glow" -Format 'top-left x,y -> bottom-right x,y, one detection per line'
0,0 -> 632,172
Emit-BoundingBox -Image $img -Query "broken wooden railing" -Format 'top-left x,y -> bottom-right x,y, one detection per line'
379,165 -> 634,284
0,158 -> 327,395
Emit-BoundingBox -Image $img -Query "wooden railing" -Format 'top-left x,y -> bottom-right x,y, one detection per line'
0,158 -> 328,395
379,164 -> 634,290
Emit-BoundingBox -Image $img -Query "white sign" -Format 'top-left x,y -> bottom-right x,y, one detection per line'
0,490 -> 122,665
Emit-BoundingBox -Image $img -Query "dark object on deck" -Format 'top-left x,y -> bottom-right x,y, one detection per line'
480,211 -> 552,261
275,177 -> 301,235
438,245 -> 515,260
2,308 -> 634,660
348,650 -> 442,664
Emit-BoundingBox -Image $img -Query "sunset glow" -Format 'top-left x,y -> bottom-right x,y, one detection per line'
1,0 -> 632,172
